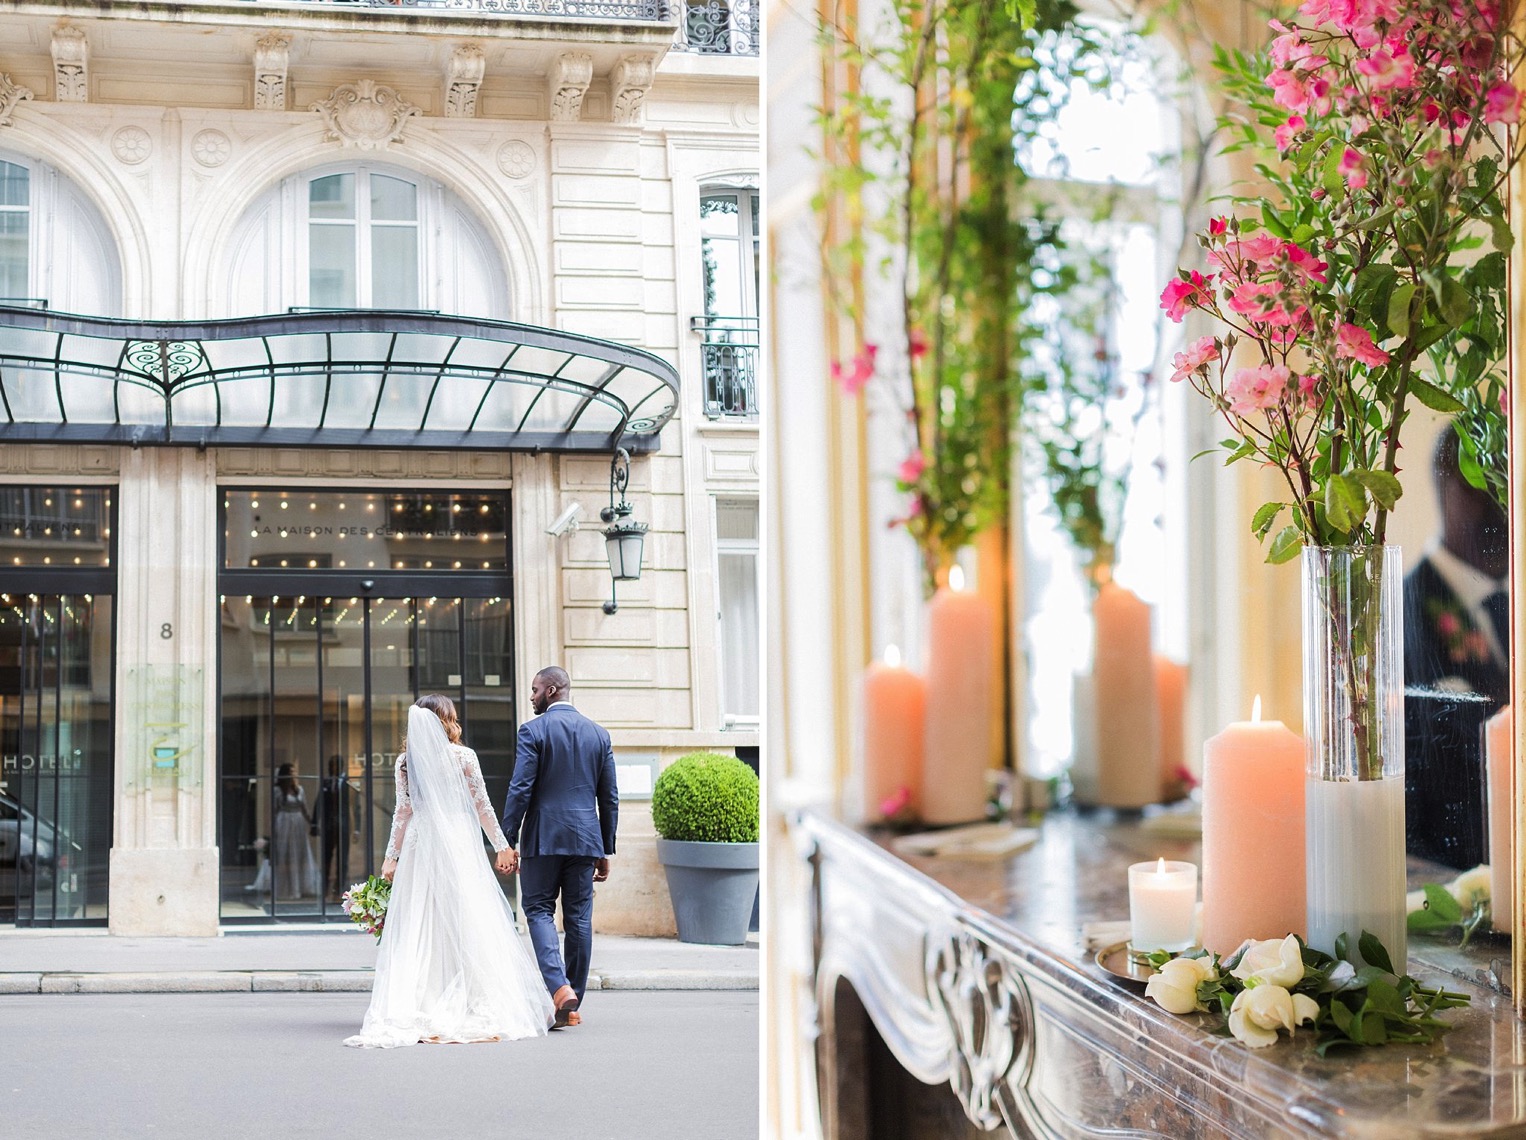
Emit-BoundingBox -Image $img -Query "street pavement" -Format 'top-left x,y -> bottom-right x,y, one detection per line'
2,989 -> 759,1139
0,928 -> 758,993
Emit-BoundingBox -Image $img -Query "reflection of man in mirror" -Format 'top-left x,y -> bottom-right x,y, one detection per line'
1402,425 -> 1509,714
313,755 -> 359,899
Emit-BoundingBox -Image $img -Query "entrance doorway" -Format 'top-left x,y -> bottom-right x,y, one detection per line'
218,488 -> 515,922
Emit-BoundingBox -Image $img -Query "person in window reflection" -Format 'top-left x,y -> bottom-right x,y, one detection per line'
1402,426 -> 1510,715
312,755 -> 359,899
272,763 -> 320,899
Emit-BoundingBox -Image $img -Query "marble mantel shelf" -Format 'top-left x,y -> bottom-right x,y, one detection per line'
794,806 -> 1526,1139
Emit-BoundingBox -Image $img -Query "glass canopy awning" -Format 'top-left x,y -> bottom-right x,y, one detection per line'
0,307 -> 679,452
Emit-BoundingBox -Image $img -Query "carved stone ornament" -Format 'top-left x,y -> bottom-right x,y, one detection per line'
497,140 -> 535,180
253,34 -> 290,112
0,74 -> 34,128
111,125 -> 153,165
310,80 -> 421,151
51,25 -> 89,104
191,129 -> 231,168
444,44 -> 486,119
610,55 -> 655,126
927,927 -> 1031,1131
548,53 -> 593,123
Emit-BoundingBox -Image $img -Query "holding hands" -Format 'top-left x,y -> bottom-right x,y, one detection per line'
495,847 -> 520,876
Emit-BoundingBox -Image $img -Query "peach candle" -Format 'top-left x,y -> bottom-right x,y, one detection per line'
1128,858 -> 1198,953
921,566 -> 995,825
1200,697 -> 1306,956
1155,656 -> 1188,796
1486,705 -> 1513,934
861,645 -> 927,821
1093,581 -> 1159,807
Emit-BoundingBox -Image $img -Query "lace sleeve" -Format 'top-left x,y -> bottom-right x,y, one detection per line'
460,746 -> 510,853
383,755 -> 412,861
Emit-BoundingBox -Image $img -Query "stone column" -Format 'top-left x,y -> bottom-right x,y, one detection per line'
108,447 -> 220,936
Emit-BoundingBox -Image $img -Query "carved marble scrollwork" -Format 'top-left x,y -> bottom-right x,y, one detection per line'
444,44 -> 485,119
610,55 -> 655,126
254,34 -> 290,112
927,927 -> 1032,1131
0,74 -> 33,127
311,81 -> 420,150
548,53 -> 592,123
51,26 -> 88,103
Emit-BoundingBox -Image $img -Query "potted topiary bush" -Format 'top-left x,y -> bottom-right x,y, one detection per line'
652,750 -> 760,945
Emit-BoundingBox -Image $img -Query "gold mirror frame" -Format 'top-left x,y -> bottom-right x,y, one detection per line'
1509,153 -> 1526,1012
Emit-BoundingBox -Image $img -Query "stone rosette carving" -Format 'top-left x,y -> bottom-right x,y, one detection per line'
927,927 -> 1031,1131
610,55 -> 655,126
191,129 -> 231,168
111,125 -> 153,165
0,74 -> 33,128
548,53 -> 592,123
444,44 -> 486,119
51,25 -> 89,103
310,80 -> 420,151
254,34 -> 290,112
497,140 -> 535,180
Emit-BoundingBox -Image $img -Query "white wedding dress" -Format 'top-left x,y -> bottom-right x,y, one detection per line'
344,706 -> 554,1048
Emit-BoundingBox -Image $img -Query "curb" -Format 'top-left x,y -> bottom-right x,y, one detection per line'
0,969 -> 757,995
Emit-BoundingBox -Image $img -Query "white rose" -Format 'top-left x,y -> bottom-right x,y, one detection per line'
1144,955 -> 1217,1015
1230,934 -> 1305,988
1447,865 -> 1490,912
1227,984 -> 1319,1048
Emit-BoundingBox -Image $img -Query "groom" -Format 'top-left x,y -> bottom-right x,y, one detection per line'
497,666 -> 618,1029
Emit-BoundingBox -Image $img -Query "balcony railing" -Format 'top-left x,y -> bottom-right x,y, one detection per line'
669,0 -> 758,55
692,315 -> 757,420
255,0 -> 670,18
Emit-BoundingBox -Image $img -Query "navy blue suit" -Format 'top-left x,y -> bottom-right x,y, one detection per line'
500,702 -> 618,1002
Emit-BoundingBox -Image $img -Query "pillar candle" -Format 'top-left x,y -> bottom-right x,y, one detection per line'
921,566 -> 994,825
1070,671 -> 1099,804
1155,656 -> 1188,798
1128,858 -> 1198,953
1486,705 -> 1513,934
1093,582 -> 1159,807
1200,697 -> 1306,956
861,645 -> 927,821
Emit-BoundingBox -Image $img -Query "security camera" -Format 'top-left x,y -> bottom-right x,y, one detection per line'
545,501 -> 583,538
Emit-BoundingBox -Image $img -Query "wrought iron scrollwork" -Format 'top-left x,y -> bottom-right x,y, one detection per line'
123,340 -> 206,390
927,927 -> 1031,1131
673,0 -> 758,56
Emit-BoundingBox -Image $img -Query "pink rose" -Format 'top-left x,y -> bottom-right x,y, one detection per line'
1275,115 -> 1308,151
1168,336 -> 1220,384
1209,216 -> 1228,237
897,450 -> 927,485
1226,364 -> 1293,415
1485,82 -> 1523,125
1159,271 -> 1213,323
1338,147 -> 1367,189
830,345 -> 878,396
1335,323 -> 1391,367
908,327 -> 928,359
1354,49 -> 1416,91
1436,611 -> 1461,636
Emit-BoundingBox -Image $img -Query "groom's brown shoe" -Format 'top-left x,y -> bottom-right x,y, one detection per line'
552,985 -> 581,1029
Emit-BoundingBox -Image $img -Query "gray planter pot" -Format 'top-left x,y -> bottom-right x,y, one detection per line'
655,838 -> 759,946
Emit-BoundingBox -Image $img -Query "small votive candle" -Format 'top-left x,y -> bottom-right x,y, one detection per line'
1128,858 -> 1198,953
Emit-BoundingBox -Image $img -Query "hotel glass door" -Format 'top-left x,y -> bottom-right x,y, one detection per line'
218,487 -> 516,922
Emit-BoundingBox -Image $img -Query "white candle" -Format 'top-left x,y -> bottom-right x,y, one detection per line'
1129,858 -> 1198,953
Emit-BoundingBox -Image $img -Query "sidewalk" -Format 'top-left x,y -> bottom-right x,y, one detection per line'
0,928 -> 759,995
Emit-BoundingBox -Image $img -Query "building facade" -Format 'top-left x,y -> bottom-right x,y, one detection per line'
0,0 -> 759,936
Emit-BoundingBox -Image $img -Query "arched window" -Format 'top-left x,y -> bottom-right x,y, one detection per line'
307,171 -> 420,309
0,159 -> 28,301
696,182 -> 760,419
224,164 -> 508,320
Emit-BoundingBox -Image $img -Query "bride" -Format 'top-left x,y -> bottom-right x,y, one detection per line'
344,695 -> 554,1047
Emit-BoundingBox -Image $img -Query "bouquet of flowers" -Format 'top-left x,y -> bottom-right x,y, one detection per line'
341,874 -> 391,942
1143,932 -> 1469,1054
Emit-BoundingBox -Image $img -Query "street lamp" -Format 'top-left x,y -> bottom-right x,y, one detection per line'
601,446 -> 647,614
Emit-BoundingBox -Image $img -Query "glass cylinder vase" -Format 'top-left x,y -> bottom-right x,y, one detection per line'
1302,544 -> 1406,968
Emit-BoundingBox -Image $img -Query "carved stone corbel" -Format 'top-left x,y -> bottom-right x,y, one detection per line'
254,34 -> 291,112
51,25 -> 88,104
0,74 -> 34,128
610,55 -> 656,126
310,80 -> 420,151
926,927 -> 1032,1131
548,53 -> 593,123
444,43 -> 485,119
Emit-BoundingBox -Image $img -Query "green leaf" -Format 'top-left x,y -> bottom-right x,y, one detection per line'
1386,282 -> 1416,339
1266,525 -> 1302,564
1261,203 -> 1290,239
1350,470 -> 1402,510
1251,501 -> 1286,540
1408,377 -> 1466,414
1440,277 -> 1472,327
1423,882 -> 1463,923
1335,932 -> 1350,962
1488,212 -> 1513,254
1366,978 -> 1405,1015
1358,931 -> 1395,974
1325,473 -> 1366,533
1329,997 -> 1353,1033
